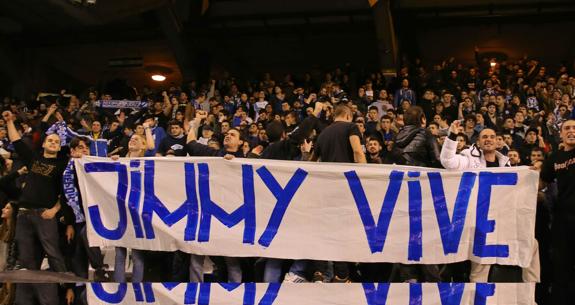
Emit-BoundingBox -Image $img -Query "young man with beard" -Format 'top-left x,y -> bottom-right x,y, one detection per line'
540,119 -> 575,305
157,120 -> 187,156
365,137 -> 384,164
507,149 -> 522,166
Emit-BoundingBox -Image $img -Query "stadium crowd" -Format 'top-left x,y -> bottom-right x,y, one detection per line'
0,50 -> 574,305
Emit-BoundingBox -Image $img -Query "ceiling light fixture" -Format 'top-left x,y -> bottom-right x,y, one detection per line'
151,75 -> 166,82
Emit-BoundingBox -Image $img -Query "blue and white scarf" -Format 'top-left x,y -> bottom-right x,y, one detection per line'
93,100 -> 149,109
46,121 -> 108,157
63,160 -> 85,224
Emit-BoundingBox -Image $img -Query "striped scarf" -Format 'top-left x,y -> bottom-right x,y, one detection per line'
63,160 -> 85,223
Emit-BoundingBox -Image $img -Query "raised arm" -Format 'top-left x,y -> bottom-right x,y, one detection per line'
142,121 -> 155,151
440,121 -> 471,170
187,110 -> 207,144
162,91 -> 173,117
42,103 -> 58,123
3,111 -> 21,143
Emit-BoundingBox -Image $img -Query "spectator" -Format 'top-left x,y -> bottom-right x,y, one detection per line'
540,119 -> 575,305
365,106 -> 379,136
394,79 -> 416,107
507,149 -> 522,166
62,137 -> 108,281
395,106 -> 441,168
3,110 -> 71,304
393,106 -> 441,282
365,137 -> 384,164
112,121 -> 155,283
311,104 -> 365,282
157,120 -> 187,156
441,120 -> 538,282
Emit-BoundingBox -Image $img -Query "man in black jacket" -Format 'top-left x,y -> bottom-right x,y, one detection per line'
394,106 -> 441,168
393,106 -> 442,282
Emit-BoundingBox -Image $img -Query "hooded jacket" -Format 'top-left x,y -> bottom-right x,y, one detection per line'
440,136 -> 510,169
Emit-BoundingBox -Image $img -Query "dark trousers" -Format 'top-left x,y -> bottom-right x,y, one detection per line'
73,286 -> 88,305
16,210 -> 67,272
171,251 -> 190,282
551,217 -> 575,305
14,283 -> 59,305
313,261 -> 349,280
399,264 -> 442,282
71,223 -> 105,279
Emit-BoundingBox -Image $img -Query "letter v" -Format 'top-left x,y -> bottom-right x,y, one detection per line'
428,172 -> 476,255
344,170 -> 403,253
362,283 -> 390,305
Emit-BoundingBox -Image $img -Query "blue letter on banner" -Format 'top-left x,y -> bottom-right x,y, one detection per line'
256,166 -> 308,247
474,283 -> 495,305
141,161 -> 199,241
428,172 -> 477,255
128,161 -> 144,238
259,283 -> 281,305
362,283 -> 390,305
344,170 -> 404,253
407,172 -> 423,261
438,283 -> 464,305
85,162 -> 128,240
91,283 -> 127,304
473,172 -> 516,258
197,163 -> 256,244
410,283 -> 423,305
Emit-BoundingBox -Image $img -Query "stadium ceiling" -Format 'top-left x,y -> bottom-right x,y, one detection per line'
0,0 -> 573,88
394,0 -> 575,23
2,0 -> 573,42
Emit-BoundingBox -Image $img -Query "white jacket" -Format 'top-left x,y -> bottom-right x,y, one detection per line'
440,136 -> 539,283
440,137 -> 509,170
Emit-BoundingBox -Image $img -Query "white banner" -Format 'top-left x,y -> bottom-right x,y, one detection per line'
75,157 -> 538,266
87,283 -> 536,305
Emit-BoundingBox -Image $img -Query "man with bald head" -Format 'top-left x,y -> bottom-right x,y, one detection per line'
441,120 -> 538,283
441,121 -> 509,169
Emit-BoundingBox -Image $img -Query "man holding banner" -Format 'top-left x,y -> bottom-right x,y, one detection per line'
442,120 -> 538,282
311,103 -> 366,282
540,119 -> 575,305
181,110 -> 248,282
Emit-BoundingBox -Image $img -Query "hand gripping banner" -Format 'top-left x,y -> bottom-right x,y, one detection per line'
75,157 -> 538,267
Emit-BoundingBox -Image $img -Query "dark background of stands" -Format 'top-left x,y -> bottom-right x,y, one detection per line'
0,0 -> 574,97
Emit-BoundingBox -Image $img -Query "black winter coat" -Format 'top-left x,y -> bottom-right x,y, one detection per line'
394,125 -> 441,168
